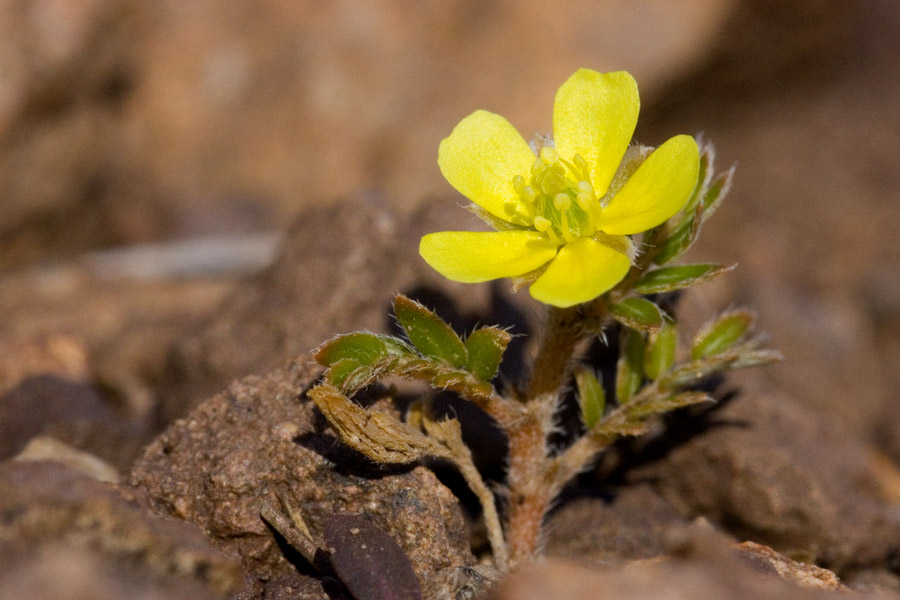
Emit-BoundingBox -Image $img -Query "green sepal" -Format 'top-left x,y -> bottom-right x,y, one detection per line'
633,263 -> 735,294
644,319 -> 678,381
627,391 -> 713,418
691,309 -> 755,360
610,298 -> 664,333
464,327 -> 511,381
314,332 -> 410,368
615,327 -> 645,404
575,367 -> 605,429
393,295 -> 468,367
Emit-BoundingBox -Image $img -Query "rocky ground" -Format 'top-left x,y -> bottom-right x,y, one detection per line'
2,1 -> 900,598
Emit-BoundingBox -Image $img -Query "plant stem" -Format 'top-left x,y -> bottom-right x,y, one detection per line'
504,405 -> 552,567
527,306 -> 584,401
503,305 -> 595,566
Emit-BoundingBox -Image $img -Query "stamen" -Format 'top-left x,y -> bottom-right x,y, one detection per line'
513,174 -> 525,195
576,190 -> 593,212
573,154 -> 590,180
553,193 -> 571,211
540,146 -> 559,165
558,209 -> 575,242
522,185 -> 538,204
533,216 -> 551,231
504,200 -> 526,222
578,179 -> 594,195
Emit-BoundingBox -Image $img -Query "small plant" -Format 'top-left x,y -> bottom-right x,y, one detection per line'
307,68 -> 779,571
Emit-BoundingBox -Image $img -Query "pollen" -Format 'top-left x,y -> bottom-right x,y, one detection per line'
513,147 -> 601,244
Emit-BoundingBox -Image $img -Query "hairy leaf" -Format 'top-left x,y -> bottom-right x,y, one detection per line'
610,297 -> 664,333
692,309 -> 755,359
464,326 -> 511,381
634,263 -> 734,294
575,367 -> 605,429
393,295 -> 467,367
644,319 -> 678,380
615,327 -> 645,404
627,391 -> 713,418
315,332 -> 409,368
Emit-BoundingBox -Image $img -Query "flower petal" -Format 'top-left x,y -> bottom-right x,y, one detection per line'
599,134 -> 700,236
438,110 -> 536,222
553,69 -> 639,197
529,237 -> 631,308
419,230 -> 559,283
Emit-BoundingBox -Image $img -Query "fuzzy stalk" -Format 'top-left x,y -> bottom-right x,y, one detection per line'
527,306 -> 584,401
503,404 -> 553,567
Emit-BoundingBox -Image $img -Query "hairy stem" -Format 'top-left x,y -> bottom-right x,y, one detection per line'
527,306 -> 584,401
504,405 -> 553,567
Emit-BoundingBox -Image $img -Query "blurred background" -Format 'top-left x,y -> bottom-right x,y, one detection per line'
1,0 -> 899,463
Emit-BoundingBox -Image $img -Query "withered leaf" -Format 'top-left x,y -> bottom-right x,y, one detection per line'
308,383 -> 441,463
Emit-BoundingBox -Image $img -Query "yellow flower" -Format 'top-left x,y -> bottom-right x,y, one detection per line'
420,68 -> 700,308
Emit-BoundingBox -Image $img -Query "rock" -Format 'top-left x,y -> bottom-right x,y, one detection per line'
0,0 -> 136,267
131,356 -> 475,597
545,483 -> 693,565
640,0 -> 900,441
737,541 -> 845,591
0,459 -> 245,599
162,196 -> 505,421
625,389 -> 900,573
489,536 -> 894,600
0,375 -> 114,458
486,555 -> 842,600
15,435 -> 121,483
0,333 -> 89,394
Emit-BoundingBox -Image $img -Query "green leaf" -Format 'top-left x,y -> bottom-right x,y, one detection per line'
661,353 -> 738,388
393,295 -> 468,367
701,165 -> 734,221
314,332 -> 409,368
610,298 -> 664,333
575,367 -> 605,429
653,203 -> 703,265
464,327 -> 511,381
691,309 -> 755,360
731,348 -> 783,369
327,357 -> 401,392
678,144 -> 713,218
615,327 -> 645,404
627,391 -> 713,418
634,263 -> 735,294
325,358 -> 366,388
644,319 -> 678,380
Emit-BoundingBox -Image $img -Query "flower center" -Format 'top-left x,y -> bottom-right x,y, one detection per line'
508,146 -> 601,245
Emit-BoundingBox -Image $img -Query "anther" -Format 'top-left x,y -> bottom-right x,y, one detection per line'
578,180 -> 594,195
576,190 -> 593,212
554,193 -> 571,211
513,174 -> 525,195
540,146 -> 559,165
522,185 -> 537,204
